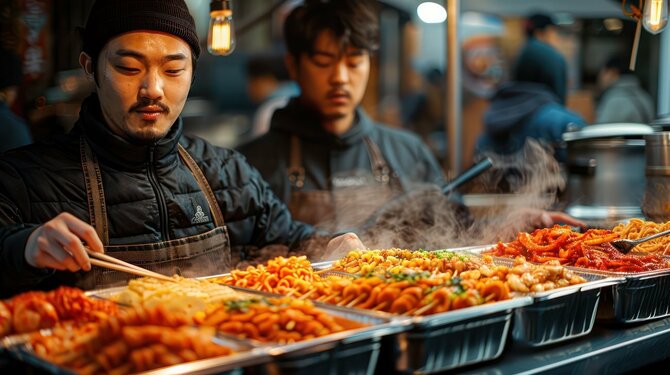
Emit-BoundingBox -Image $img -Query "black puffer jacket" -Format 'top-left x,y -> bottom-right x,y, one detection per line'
0,95 -> 314,296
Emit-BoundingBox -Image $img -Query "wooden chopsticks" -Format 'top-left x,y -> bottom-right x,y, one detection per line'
85,248 -> 176,283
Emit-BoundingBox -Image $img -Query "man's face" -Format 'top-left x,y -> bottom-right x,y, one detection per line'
88,31 -> 193,143
289,30 -> 370,123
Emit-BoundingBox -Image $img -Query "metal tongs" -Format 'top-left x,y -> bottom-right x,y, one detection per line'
610,228 -> 670,254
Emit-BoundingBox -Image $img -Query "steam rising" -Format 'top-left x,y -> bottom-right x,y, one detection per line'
327,140 -> 566,256
234,140 -> 567,266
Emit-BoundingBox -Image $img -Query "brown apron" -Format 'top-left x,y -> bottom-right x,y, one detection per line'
77,137 -> 232,290
287,135 -> 400,232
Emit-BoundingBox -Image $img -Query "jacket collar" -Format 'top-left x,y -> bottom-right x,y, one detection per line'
270,99 -> 374,148
76,94 -> 182,170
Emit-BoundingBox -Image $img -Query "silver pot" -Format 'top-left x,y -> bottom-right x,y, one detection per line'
643,132 -> 670,221
561,123 -> 654,225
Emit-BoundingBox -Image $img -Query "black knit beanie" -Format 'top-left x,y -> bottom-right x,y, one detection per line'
82,0 -> 201,61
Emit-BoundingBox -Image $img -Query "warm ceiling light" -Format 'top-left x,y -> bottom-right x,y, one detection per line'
417,2 -> 447,24
642,0 -> 668,34
208,0 -> 236,56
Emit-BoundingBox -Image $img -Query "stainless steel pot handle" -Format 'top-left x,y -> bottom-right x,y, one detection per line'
567,158 -> 597,176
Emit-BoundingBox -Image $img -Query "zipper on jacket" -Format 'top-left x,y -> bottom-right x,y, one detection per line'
147,147 -> 170,241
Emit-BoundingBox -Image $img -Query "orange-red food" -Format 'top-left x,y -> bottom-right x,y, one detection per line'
1,286 -> 119,337
29,306 -> 233,375
485,225 -> 670,272
202,297 -> 364,344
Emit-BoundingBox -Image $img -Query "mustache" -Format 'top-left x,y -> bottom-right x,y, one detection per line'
326,89 -> 351,99
129,100 -> 170,114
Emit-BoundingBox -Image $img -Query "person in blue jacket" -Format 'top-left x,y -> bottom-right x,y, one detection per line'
476,16 -> 586,163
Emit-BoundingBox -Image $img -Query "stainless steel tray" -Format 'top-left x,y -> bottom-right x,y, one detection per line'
419,246 -> 625,347
225,289 -> 404,375
567,267 -> 670,324
90,284 -> 403,375
222,265 -> 533,374
5,330 -> 270,375
456,244 -> 670,324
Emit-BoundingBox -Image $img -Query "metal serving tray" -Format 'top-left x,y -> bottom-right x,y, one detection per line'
424,246 -> 625,347
4,330 -> 270,375
479,253 -> 623,346
566,267 -> 670,324
319,252 -> 622,335
225,264 -> 533,374
90,284 -> 403,375
403,296 -> 531,373
223,287 -> 407,375
455,245 -> 670,324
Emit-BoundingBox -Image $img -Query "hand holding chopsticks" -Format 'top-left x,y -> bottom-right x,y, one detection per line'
85,248 -> 176,283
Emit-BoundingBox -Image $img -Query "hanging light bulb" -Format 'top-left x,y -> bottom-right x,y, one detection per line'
642,0 -> 668,34
208,0 -> 236,55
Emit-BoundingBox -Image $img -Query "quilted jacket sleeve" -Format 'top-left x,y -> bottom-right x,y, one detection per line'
0,160 -> 53,297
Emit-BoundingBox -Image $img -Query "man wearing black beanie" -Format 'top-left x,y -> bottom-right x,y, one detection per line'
0,0 -> 364,297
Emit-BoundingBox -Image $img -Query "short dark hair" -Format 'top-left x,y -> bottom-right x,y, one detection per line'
283,0 -> 379,59
525,14 -> 556,37
604,55 -> 630,75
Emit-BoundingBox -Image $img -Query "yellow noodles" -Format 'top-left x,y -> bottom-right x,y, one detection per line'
612,218 -> 670,254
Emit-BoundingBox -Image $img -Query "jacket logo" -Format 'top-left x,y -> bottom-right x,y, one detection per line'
191,205 -> 210,224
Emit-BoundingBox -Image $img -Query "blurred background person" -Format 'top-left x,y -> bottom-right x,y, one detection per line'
0,47 -> 32,153
239,0 -> 446,233
595,54 -> 654,124
475,24 -> 586,165
245,53 -> 300,139
522,14 -> 565,64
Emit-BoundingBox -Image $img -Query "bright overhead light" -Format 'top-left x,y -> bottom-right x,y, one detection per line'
417,2 -> 447,24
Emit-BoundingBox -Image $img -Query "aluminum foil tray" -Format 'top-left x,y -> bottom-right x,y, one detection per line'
223,267 -> 533,373
454,245 -> 670,324
577,268 -> 670,324
220,288 -> 406,375
404,297 -> 530,373
424,247 -> 624,346
4,331 -> 269,375
90,284 -> 404,375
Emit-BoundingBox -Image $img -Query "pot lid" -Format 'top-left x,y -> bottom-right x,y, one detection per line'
562,123 -> 655,142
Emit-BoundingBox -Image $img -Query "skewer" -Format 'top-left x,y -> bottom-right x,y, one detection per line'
346,293 -> 367,308
371,302 -> 387,311
298,289 -> 317,300
337,295 -> 355,306
321,294 -> 338,303
88,258 -> 175,283
412,301 -> 437,316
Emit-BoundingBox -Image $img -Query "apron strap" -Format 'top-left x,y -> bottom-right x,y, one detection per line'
288,135 -> 305,190
80,137 -> 110,246
177,144 -> 226,228
363,137 -> 391,185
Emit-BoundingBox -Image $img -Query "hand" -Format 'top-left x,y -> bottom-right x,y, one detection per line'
324,233 -> 366,261
25,212 -> 104,272
540,211 -> 587,230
